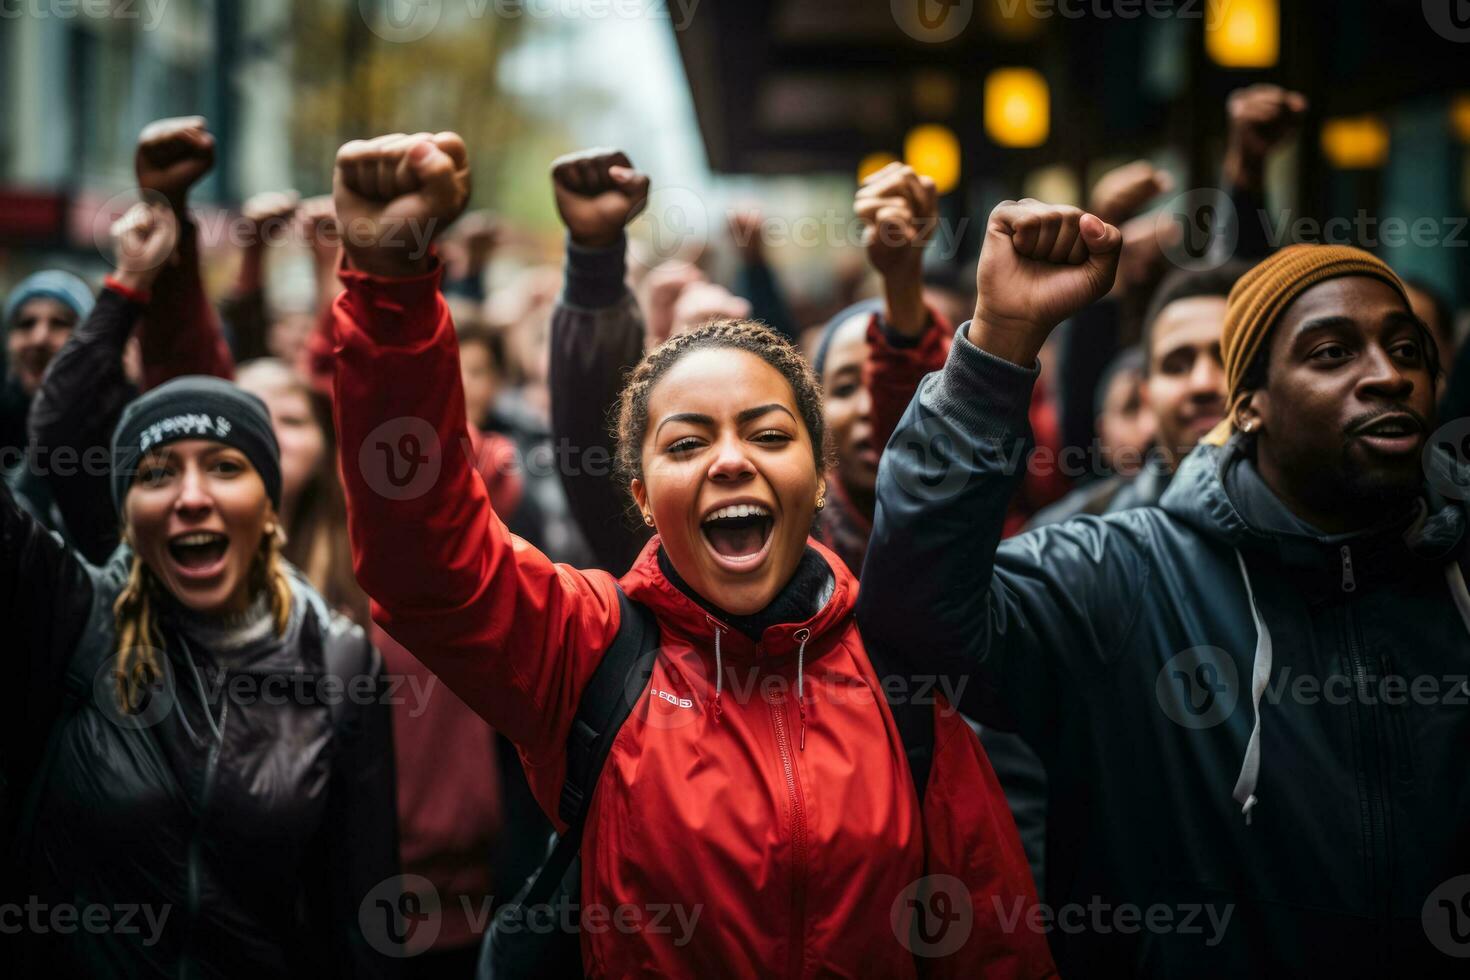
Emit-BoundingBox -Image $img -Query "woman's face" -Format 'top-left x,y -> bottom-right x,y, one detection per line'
821,314 -> 877,503
125,439 -> 274,615
244,383 -> 325,510
633,348 -> 823,617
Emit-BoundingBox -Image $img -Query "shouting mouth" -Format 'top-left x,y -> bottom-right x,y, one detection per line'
700,502 -> 775,572
1350,413 -> 1425,456
166,531 -> 232,583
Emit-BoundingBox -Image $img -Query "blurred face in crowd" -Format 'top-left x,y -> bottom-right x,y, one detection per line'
460,338 -> 500,429
1144,296 -> 1228,467
237,367 -> 325,519
633,348 -> 823,616
821,313 -> 877,512
1405,282 -> 1454,366
268,312 -> 316,364
1097,367 -> 1155,474
8,297 -> 78,395
1241,277 -> 1435,533
125,440 -> 275,615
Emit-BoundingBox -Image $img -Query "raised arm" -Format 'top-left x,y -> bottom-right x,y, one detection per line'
132,116 -> 235,384
28,204 -> 179,563
547,148 -> 653,573
219,190 -> 300,363
330,132 -> 620,772
1221,84 -> 1307,263
857,201 -> 1152,753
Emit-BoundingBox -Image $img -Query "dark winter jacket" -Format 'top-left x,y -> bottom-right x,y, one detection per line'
2,477 -> 400,978
859,323 -> 1470,977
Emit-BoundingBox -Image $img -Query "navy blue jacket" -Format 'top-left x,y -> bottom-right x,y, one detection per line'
858,324 -> 1470,977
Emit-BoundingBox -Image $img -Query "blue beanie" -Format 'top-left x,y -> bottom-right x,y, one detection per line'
4,270 -> 95,329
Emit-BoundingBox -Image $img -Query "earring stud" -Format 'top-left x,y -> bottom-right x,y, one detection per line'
643,514 -> 655,527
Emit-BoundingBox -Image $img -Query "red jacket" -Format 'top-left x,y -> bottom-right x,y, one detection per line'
331,261 -> 1056,979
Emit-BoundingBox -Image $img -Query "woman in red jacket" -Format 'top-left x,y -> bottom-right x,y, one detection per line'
329,131 -> 1053,979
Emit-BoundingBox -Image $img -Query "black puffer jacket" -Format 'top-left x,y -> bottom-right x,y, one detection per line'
2,477 -> 400,979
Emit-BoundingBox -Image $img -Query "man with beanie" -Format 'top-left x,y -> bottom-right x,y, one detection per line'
861,201 -> 1470,976
2,270 -> 95,457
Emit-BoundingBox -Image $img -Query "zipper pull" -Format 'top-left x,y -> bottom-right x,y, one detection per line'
1340,545 -> 1356,593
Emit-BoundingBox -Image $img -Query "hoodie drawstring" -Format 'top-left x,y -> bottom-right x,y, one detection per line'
1231,549 -> 1273,826
795,628 -> 811,751
707,619 -> 725,723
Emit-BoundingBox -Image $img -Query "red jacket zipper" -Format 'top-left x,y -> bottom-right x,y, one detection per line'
769,688 -> 808,979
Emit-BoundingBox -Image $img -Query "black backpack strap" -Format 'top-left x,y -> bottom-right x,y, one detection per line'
484,586 -> 661,980
865,641 -> 934,807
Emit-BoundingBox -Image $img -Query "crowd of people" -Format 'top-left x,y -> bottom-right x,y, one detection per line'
2,81 -> 1468,978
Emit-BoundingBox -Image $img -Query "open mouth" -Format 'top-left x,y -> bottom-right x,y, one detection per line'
700,502 -> 775,570
1351,414 -> 1424,455
166,531 -> 231,580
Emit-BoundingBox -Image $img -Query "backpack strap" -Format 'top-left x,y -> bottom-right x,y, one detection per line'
531,586 -> 661,903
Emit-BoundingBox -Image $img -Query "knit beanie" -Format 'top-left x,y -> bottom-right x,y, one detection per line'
111,376 -> 282,514
4,270 -> 95,328
1203,244 -> 1411,445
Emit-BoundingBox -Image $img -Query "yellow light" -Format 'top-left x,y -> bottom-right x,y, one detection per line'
984,68 -> 1050,149
857,152 -> 900,184
1206,0 -> 1279,68
904,126 -> 962,195
1320,116 -> 1390,169
1452,95 -> 1470,144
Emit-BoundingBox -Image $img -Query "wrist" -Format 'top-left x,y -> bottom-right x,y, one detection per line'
109,269 -> 157,298
969,311 -> 1047,367
1222,144 -> 1264,193
880,270 -> 928,338
343,245 -> 432,280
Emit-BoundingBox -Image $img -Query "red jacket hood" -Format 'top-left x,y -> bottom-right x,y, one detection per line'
618,534 -> 858,662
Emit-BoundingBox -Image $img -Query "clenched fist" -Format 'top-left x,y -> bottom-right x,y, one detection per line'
111,203 -> 180,293
551,149 -> 650,248
136,117 -> 216,211
1088,159 -> 1173,227
855,162 -> 939,336
333,132 -> 470,278
1224,85 -> 1307,191
971,200 -> 1122,366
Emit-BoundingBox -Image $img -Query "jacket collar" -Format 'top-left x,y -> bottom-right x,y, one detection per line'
619,535 -> 857,660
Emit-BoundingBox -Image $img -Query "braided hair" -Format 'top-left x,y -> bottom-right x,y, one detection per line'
613,320 -> 832,500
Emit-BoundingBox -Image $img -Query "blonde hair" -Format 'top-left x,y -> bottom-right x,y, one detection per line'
111,528 -> 293,712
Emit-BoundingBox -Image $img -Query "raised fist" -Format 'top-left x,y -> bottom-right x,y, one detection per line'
136,116 -> 215,210
1088,159 -> 1173,227
111,202 -> 180,293
855,162 -> 939,281
550,149 -> 650,248
640,259 -> 705,346
240,190 -> 300,248
295,195 -> 342,264
971,200 -> 1121,366
333,132 -> 470,278
1225,85 -> 1307,190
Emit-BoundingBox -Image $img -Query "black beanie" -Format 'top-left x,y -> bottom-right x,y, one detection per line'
111,376 -> 282,514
